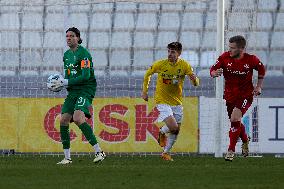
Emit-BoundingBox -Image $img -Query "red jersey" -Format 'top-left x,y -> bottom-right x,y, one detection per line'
210,52 -> 265,102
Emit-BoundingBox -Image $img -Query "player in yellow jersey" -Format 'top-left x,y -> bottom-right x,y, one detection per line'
142,42 -> 200,161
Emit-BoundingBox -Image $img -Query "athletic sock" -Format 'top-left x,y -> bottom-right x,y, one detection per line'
228,121 -> 241,152
240,123 -> 248,143
60,125 -> 70,149
64,149 -> 71,160
79,122 -> 98,146
160,125 -> 170,134
163,133 -> 177,153
93,144 -> 102,153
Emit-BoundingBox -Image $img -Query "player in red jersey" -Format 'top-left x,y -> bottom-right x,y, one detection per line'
210,35 -> 265,161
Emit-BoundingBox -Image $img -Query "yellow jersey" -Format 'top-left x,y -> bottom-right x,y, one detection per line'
142,58 -> 199,106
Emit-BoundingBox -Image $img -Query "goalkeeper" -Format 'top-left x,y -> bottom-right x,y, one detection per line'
142,42 -> 199,161
52,27 -> 105,164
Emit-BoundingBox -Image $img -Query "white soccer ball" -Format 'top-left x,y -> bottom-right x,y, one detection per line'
47,74 -> 64,92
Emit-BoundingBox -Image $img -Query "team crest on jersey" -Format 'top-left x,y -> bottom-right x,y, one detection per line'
227,62 -> 232,66
244,64 -> 249,69
177,69 -> 181,74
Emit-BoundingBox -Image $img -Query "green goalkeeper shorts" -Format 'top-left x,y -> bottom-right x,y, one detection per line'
61,94 -> 93,119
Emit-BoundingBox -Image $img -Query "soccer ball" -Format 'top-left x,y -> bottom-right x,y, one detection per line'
47,74 -> 64,92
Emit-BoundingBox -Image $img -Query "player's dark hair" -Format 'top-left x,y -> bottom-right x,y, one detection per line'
66,27 -> 82,44
229,35 -> 246,49
167,42 -> 182,52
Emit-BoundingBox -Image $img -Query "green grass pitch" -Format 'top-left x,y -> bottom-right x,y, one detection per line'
1,155 -> 284,189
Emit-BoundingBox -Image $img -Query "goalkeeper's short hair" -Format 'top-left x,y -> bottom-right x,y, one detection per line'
167,42 -> 182,52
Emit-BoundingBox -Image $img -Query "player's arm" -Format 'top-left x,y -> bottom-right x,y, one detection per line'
185,62 -> 199,87
210,56 -> 223,78
142,62 -> 159,101
253,57 -> 266,96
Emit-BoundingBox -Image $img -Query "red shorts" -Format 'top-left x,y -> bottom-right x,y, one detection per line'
226,96 -> 253,119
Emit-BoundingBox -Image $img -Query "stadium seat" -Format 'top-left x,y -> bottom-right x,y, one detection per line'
0,32 -> 19,48
180,51 -> 199,67
109,50 -> 130,76
200,51 -> 216,68
133,32 -> 154,48
258,0 -> 278,11
265,70 -> 283,77
162,3 -> 183,11
159,12 -> 180,29
109,50 -> 130,67
205,12 -> 217,30
271,32 -> 284,48
254,51 -> 268,65
201,32 -> 216,49
0,13 -> 19,30
156,32 -> 178,48
139,3 -> 160,11
22,13 -> 43,30
136,13 -> 157,31
114,13 -> 135,30
43,32 -> 64,48
182,12 -> 203,30
69,13 -> 89,30
91,50 -> 108,67
43,50 -> 62,65
133,50 -> 154,67
91,13 -> 112,30
197,69 -> 210,77
180,31 -> 200,49
232,0 -> 255,10
92,2 -> 113,12
254,13 -> 273,30
22,32 -> 42,48
42,50 -> 63,76
69,4 -> 90,12
185,1 -> 207,11
89,32 -> 110,49
0,51 -> 19,76
280,0 -> 284,11
228,13 -> 251,30
155,50 -> 167,60
275,13 -> 284,29
116,2 -> 136,11
270,51 -> 284,66
45,14 -> 64,30
111,32 -> 131,49
247,32 -> 269,49
21,50 -> 42,67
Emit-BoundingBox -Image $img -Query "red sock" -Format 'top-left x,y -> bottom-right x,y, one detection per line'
228,121 -> 241,152
239,123 -> 248,143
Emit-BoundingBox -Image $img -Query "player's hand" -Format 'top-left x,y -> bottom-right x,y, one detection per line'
211,68 -> 223,78
141,92 -> 148,102
189,73 -> 200,86
253,86 -> 262,96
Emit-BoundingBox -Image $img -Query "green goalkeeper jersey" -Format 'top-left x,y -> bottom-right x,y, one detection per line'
63,45 -> 97,96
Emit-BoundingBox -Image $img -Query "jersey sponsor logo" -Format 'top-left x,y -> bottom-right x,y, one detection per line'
163,78 -> 172,84
244,64 -> 249,69
226,67 -> 250,75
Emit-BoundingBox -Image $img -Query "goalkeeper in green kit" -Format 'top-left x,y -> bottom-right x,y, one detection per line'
48,27 -> 105,164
